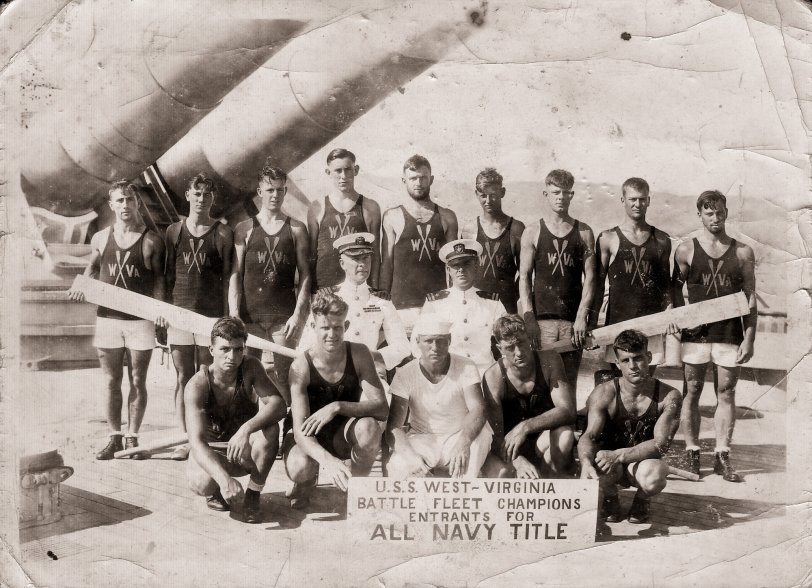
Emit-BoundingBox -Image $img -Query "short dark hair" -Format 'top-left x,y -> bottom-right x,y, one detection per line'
108,180 -> 138,200
476,168 -> 504,190
311,291 -> 349,318
403,154 -> 431,173
622,177 -> 650,198
612,329 -> 648,355
188,173 -> 215,193
696,190 -> 726,212
545,169 -> 574,191
258,166 -> 288,185
326,148 -> 356,165
492,314 -> 529,344
211,316 -> 248,343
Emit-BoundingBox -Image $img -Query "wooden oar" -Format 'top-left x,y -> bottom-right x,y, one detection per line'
113,433 -> 232,459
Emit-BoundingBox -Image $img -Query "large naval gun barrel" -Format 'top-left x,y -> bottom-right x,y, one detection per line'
12,1 -> 373,215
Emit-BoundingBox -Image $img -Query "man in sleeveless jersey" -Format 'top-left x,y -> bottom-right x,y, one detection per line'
385,314 -> 492,479
298,233 -> 411,384
231,166 -> 311,404
578,330 -> 682,525
673,190 -> 756,482
458,168 -> 524,314
164,174 -> 233,460
185,317 -> 287,524
68,180 -> 167,460
481,315 -> 575,479
518,169 -> 596,388
380,154 -> 458,332
590,177 -> 676,374
417,239 -> 507,376
307,148 -> 381,291
284,292 -> 388,508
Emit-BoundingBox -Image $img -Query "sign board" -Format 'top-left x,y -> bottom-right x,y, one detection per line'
348,478 -> 598,546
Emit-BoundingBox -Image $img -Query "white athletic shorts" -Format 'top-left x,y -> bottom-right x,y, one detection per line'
94,317 -> 155,351
604,333 -> 665,366
538,319 -> 574,345
387,424 -> 493,480
681,342 -> 739,368
167,327 -> 211,347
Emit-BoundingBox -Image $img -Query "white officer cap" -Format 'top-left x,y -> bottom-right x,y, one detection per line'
333,232 -> 375,257
438,238 -> 483,265
412,313 -> 452,337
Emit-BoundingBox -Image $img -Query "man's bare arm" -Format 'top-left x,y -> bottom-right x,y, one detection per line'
671,240 -> 691,308
363,198 -> 382,289
185,374 -> 232,487
440,207 -> 459,244
146,232 -> 168,304
517,352 -> 576,436
289,354 -> 337,465
164,222 -> 180,301
738,243 -> 758,363
518,224 -> 540,344
614,387 -> 682,464
217,224 -> 234,316
333,343 -> 388,421
481,364 -> 506,452
379,208 -> 397,293
574,225 -> 597,343
588,231 -> 612,329
577,384 -> 612,470
306,200 -> 322,282
290,220 -> 312,330
229,220 -> 250,317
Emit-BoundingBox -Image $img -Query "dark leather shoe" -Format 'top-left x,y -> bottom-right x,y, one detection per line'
600,493 -> 623,523
125,436 -> 147,460
714,451 -> 743,483
95,435 -> 123,460
206,489 -> 230,511
243,489 -> 262,524
685,449 -> 701,478
627,491 -> 651,524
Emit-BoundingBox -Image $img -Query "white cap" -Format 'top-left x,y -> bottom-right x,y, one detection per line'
333,232 -> 375,256
412,313 -> 452,337
438,238 -> 483,264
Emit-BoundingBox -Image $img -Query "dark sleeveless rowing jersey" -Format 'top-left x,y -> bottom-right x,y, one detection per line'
391,205 -> 447,309
475,217 -> 519,313
284,342 -> 362,446
241,217 -> 297,321
682,238 -> 744,344
314,195 -> 368,290
202,363 -> 257,443
499,353 -> 555,434
171,221 -> 224,317
533,219 -> 587,321
97,228 -> 154,320
606,226 -> 670,324
598,378 -> 662,450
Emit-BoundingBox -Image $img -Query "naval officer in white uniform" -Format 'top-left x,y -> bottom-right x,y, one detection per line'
415,239 -> 507,376
299,233 -> 411,382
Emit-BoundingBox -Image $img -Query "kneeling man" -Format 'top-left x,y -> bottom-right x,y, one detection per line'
285,291 -> 388,508
185,317 -> 287,524
385,314 -> 492,479
578,330 -> 681,524
482,315 -> 575,479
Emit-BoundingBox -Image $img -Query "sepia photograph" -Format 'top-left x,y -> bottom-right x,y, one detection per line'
1,0 -> 810,586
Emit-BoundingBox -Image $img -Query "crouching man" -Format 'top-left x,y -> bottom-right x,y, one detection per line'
185,317 -> 287,524
482,315 -> 576,479
578,330 -> 682,524
385,314 -> 492,479
284,291 -> 388,508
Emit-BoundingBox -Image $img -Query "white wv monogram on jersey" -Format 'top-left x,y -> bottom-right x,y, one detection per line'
624,247 -> 651,285
546,239 -> 573,276
480,241 -> 501,277
410,224 -> 438,261
183,238 -> 207,273
702,259 -> 731,296
258,236 -> 280,273
327,213 -> 357,239
107,250 -> 140,288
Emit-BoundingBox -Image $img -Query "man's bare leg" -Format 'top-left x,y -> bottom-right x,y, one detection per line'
681,361 -> 708,476
123,349 -> 152,459
345,417 -> 382,476
712,364 -> 743,482
283,433 -> 319,509
96,347 -> 126,459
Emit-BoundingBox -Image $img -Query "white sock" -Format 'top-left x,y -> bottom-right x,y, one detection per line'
247,480 -> 264,492
110,431 -> 123,437
685,445 -> 701,452
125,433 -> 138,439
715,446 -> 730,454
